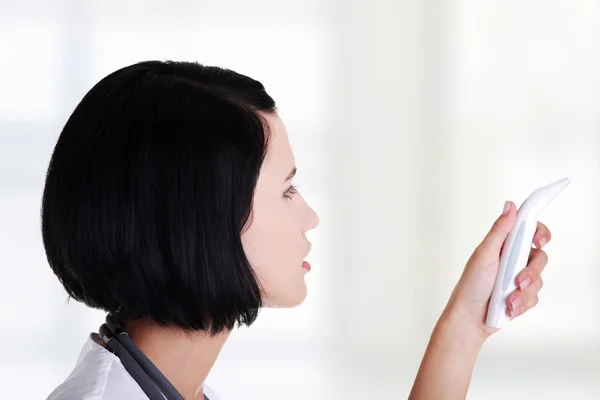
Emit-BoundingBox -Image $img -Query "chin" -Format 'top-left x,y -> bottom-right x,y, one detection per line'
262,283 -> 308,308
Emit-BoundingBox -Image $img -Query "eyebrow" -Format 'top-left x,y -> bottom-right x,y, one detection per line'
284,167 -> 297,182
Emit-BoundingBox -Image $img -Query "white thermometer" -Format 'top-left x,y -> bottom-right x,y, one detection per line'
485,177 -> 570,329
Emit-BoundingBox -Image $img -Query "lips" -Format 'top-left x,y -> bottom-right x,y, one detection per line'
302,261 -> 311,271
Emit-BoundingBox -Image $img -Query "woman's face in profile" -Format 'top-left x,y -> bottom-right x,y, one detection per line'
241,112 -> 320,308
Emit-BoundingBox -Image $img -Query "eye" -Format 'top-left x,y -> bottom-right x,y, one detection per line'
284,184 -> 299,199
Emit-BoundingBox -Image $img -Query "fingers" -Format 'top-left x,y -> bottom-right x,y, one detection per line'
515,220 -> 550,289
517,248 -> 548,290
506,277 -> 543,318
533,221 -> 552,250
506,245 -> 549,319
500,218 -> 551,320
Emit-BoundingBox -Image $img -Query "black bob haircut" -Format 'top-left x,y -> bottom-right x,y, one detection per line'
41,60 -> 276,334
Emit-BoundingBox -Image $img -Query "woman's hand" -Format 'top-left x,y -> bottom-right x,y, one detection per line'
441,200 -> 552,341
409,201 -> 552,399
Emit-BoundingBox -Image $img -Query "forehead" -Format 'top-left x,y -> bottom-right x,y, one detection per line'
260,112 -> 294,175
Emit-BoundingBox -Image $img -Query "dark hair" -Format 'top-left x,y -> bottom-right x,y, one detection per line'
41,60 -> 277,334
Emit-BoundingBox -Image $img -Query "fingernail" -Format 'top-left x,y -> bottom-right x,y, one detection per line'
539,237 -> 547,249
511,307 -> 520,318
519,277 -> 531,290
503,201 -> 510,215
510,297 -> 522,310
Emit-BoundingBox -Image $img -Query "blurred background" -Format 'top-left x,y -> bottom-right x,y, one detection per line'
1,0 -> 598,398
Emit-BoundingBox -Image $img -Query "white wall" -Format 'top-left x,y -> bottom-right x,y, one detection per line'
0,0 -> 598,398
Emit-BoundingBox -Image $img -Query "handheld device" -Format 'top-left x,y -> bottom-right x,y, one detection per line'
485,177 -> 570,328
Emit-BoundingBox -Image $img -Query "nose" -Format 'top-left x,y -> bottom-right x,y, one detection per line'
303,201 -> 320,233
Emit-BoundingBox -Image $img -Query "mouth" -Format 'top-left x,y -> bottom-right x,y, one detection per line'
302,261 -> 311,271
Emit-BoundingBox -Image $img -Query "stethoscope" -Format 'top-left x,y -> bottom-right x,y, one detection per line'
99,313 -> 209,400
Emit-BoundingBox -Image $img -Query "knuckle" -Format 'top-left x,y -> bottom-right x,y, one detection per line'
491,218 -> 505,234
545,227 -> 552,241
539,221 -> 551,236
534,249 -> 548,265
529,248 -> 539,260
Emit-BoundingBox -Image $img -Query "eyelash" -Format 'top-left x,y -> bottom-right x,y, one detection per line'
284,184 -> 299,199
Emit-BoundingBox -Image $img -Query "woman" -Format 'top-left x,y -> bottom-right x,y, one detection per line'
43,60 -> 551,399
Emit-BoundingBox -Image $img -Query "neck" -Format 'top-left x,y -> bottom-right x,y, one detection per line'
121,318 -> 230,400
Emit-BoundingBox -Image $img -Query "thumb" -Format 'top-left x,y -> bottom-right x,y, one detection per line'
473,201 -> 517,264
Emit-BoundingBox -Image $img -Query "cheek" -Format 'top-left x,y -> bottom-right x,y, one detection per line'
241,201 -> 306,303
242,204 -> 298,267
